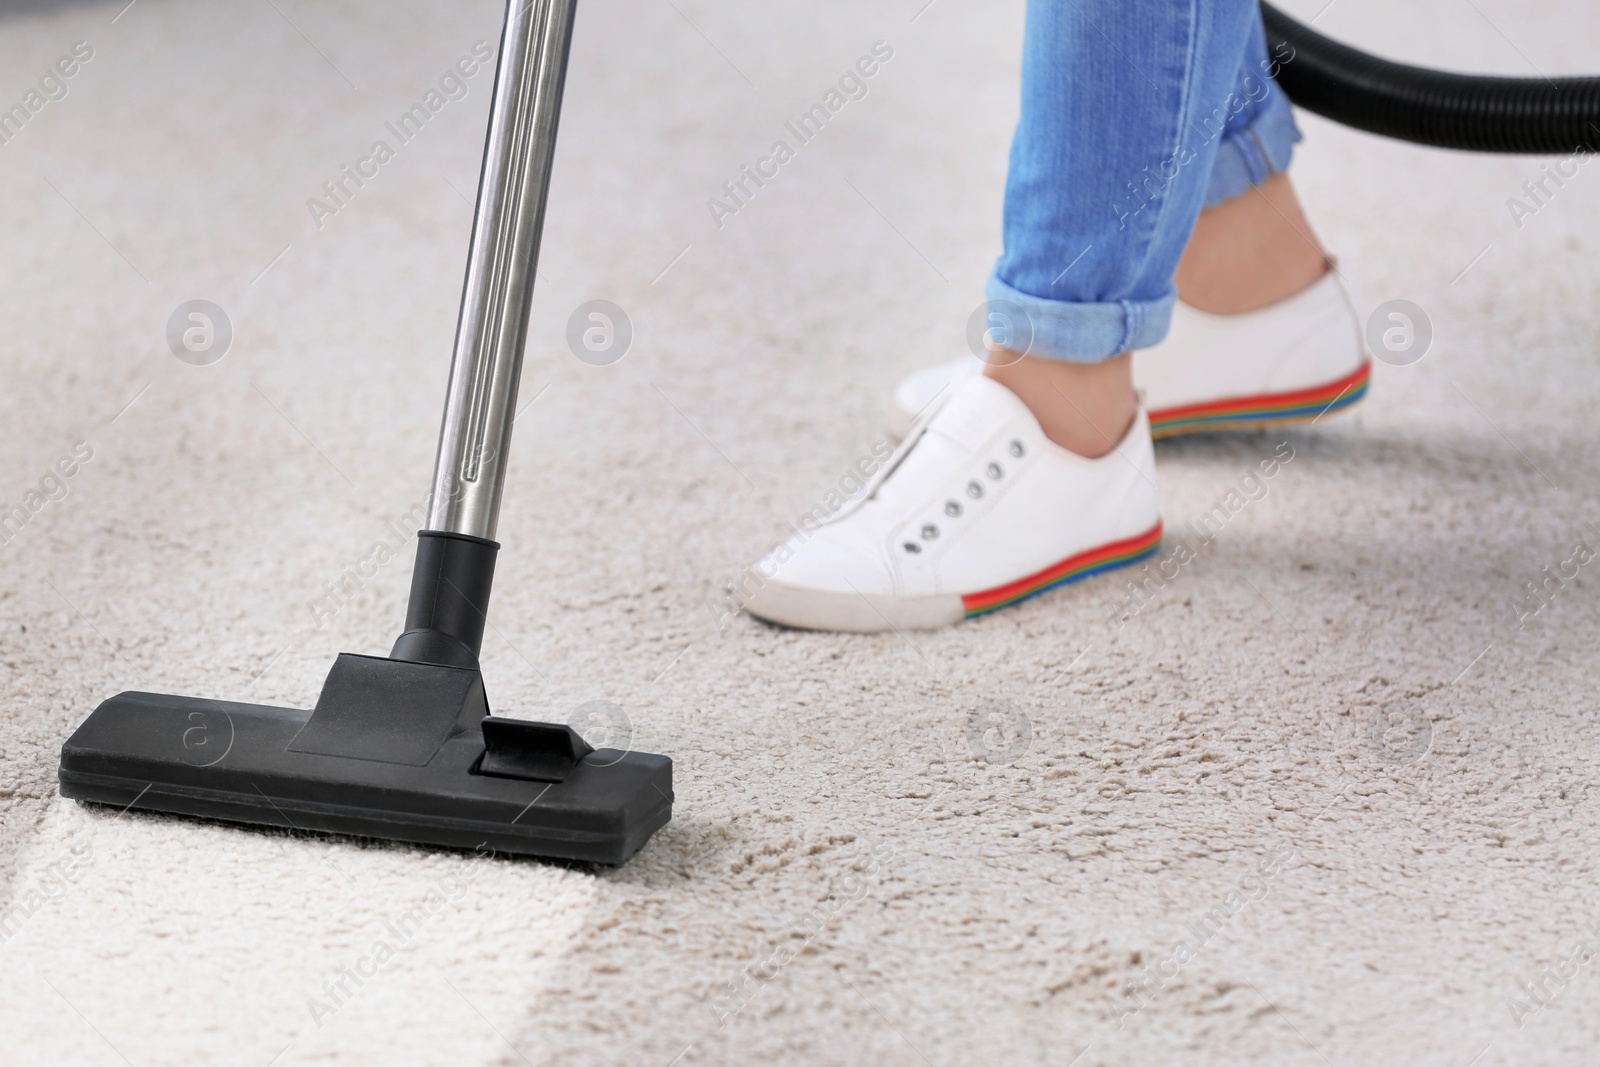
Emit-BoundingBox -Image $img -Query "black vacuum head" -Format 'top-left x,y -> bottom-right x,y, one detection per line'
58,653 -> 672,865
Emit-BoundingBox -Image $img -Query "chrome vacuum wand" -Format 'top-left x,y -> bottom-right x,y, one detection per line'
392,0 -> 578,670
431,0 -> 574,541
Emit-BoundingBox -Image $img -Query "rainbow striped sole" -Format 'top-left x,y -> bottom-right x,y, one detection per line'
1148,360 -> 1371,439
963,521 -> 1163,619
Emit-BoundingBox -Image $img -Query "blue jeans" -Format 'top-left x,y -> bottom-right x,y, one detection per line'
987,1 -> 1301,362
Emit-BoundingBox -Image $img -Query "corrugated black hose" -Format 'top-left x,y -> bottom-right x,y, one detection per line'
1261,2 -> 1600,154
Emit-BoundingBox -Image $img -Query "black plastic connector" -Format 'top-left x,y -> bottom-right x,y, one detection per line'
390,531 -> 499,669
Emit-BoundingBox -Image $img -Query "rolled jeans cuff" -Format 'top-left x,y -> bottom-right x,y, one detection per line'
1203,89 -> 1301,207
984,274 -> 1176,363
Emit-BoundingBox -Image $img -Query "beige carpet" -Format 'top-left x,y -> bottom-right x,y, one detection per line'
2,0 -> 1599,1063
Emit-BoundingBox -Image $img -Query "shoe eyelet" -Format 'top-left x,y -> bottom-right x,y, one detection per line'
921,523 -> 939,540
966,481 -> 983,499
987,462 -> 1003,480
945,500 -> 962,517
1009,440 -> 1025,457
902,542 -> 922,554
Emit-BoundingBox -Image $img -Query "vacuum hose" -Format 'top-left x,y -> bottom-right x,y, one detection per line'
1261,2 -> 1600,154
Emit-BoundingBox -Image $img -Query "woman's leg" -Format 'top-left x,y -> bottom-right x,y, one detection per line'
1176,172 -> 1327,313
1174,11 -> 1328,313
741,0 -> 1281,633
982,0 -> 1262,456
884,15 -> 1365,445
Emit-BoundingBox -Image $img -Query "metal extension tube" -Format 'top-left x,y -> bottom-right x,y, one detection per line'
428,0 -> 578,540
390,0 -> 578,670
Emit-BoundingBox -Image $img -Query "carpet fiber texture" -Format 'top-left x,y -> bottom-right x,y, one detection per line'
2,0 -> 1599,1064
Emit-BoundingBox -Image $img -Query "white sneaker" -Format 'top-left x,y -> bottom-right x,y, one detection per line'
744,376 -> 1162,633
885,269 -> 1371,441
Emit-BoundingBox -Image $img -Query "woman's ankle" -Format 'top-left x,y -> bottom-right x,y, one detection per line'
1175,172 -> 1329,314
982,351 -> 1136,459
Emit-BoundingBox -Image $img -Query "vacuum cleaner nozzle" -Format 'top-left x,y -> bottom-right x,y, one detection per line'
58,650 -> 673,866
60,531 -> 675,863
59,530 -> 673,865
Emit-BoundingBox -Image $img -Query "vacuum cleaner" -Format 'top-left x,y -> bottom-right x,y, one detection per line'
53,2 -> 1599,866
57,0 -> 671,866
